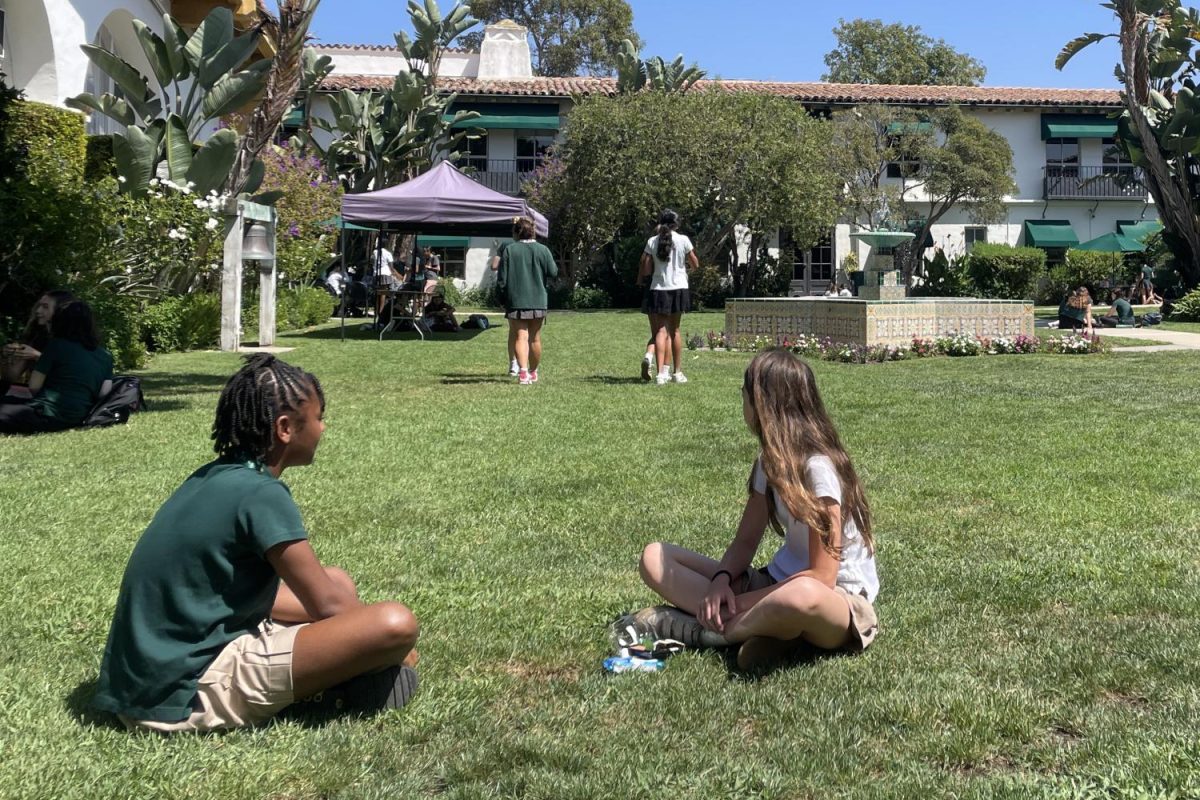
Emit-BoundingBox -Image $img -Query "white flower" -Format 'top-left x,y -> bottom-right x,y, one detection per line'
167,228 -> 181,240
193,199 -> 206,209
205,217 -> 219,230
117,175 -> 127,184
149,178 -> 159,187
186,181 -> 196,189
144,216 -> 152,222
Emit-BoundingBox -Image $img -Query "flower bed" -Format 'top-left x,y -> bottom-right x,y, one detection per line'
685,330 -> 1108,363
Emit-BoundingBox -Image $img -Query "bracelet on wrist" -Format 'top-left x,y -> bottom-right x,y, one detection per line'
711,569 -> 733,585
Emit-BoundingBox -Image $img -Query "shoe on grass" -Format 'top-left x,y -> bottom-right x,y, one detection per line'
530,368 -> 539,383
655,371 -> 671,385
641,355 -> 653,382
672,371 -> 688,384
630,605 -> 730,649
283,664 -> 419,719
509,359 -> 520,376
519,369 -> 533,385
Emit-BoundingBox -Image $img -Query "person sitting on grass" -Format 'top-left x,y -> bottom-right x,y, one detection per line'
1098,288 -> 1137,328
91,355 -> 420,733
423,288 -> 461,332
0,300 -> 112,435
1,289 -> 75,396
629,348 -> 879,672
1057,287 -> 1094,334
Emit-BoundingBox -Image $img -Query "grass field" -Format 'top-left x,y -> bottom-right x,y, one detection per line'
3,311 -> 1199,800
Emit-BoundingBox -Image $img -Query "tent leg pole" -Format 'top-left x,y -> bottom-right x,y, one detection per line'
339,225 -> 347,342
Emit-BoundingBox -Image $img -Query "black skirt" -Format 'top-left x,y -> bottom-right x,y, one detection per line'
642,288 -> 691,315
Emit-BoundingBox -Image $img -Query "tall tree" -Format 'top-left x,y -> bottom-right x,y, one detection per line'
524,90 -> 840,292
830,105 -> 1015,288
457,0 -> 639,76
1057,0 -> 1200,288
823,18 -> 986,86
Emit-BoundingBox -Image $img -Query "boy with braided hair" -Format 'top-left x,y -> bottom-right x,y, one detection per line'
94,355 -> 419,732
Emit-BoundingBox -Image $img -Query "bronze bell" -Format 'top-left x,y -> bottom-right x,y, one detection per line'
241,222 -> 274,261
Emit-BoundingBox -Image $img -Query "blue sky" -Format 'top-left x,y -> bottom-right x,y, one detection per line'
285,0 -> 1124,89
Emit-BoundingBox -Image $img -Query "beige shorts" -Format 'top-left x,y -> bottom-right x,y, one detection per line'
121,619 -> 305,733
738,567 -> 879,651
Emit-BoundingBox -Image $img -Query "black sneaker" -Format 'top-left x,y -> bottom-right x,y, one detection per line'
284,665 -> 419,719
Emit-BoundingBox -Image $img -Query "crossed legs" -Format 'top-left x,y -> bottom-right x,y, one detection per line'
272,567 -> 419,697
638,542 -> 852,652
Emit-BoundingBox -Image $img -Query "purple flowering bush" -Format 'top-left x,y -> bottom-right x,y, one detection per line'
259,144 -> 343,286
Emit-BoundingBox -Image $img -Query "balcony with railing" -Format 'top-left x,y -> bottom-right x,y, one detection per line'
459,158 -> 539,196
1043,165 -> 1147,200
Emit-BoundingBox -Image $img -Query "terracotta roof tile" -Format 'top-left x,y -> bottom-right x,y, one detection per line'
319,74 -> 1122,108
314,43 -> 474,55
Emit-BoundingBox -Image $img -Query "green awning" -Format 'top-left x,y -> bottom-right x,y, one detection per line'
1041,114 -> 1118,140
1117,219 -> 1163,242
417,235 -> 471,248
444,102 -> 559,130
886,121 -> 933,134
319,215 -> 373,232
1024,219 -> 1079,248
282,106 -> 304,127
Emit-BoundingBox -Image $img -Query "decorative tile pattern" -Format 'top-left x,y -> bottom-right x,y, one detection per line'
725,298 -> 1034,347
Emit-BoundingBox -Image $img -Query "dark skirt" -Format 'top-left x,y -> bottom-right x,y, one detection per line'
506,309 -> 547,320
642,288 -> 691,316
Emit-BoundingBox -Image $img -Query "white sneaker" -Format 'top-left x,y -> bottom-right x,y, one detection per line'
509,359 -> 519,376
655,371 -> 671,385
672,371 -> 688,384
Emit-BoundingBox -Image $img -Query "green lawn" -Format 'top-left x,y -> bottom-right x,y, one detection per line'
3,311 -> 1200,799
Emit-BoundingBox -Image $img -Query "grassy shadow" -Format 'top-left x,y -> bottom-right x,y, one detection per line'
440,373 -> 511,385
287,323 -> 488,342
65,680 -> 124,731
136,372 -> 228,397
584,375 -> 646,385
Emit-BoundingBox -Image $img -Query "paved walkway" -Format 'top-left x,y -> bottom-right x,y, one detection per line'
1093,327 -> 1200,353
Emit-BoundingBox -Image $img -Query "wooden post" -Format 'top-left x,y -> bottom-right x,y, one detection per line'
220,203 -> 243,352
257,207 -> 277,347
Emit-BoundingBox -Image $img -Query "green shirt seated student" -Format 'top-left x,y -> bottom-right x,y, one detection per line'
92,355 -> 422,733
1098,288 -> 1137,327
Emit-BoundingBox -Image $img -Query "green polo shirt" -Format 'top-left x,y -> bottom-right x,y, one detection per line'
93,460 -> 308,722
1113,297 -> 1135,324
30,339 -> 113,425
498,240 -> 558,310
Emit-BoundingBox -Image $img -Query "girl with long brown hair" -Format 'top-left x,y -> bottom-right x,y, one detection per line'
633,348 -> 879,669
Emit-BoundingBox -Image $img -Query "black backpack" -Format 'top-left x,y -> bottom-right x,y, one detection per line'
462,314 -> 490,330
82,376 -> 147,428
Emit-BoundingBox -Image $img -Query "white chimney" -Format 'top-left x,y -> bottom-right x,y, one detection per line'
477,20 -> 533,80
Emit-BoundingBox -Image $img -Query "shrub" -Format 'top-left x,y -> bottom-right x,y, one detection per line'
913,250 -> 972,297
460,285 -> 503,309
685,333 -> 703,350
437,280 -> 463,308
965,243 -> 1046,300
935,333 -> 984,356
141,293 -> 222,352
141,296 -> 186,352
85,135 -> 115,182
565,286 -> 612,309
259,143 -> 343,287
277,285 -> 333,331
691,264 -> 730,310
79,287 -> 148,370
985,334 -> 1040,355
1042,333 -> 1110,354
1041,249 -> 1123,304
1169,286 -> 1200,321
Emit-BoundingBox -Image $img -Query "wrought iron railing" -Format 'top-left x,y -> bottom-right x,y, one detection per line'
1043,165 -> 1147,200
460,158 -> 540,195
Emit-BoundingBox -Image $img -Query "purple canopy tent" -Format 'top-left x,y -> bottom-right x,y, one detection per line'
342,160 -> 549,236
337,160 -> 550,339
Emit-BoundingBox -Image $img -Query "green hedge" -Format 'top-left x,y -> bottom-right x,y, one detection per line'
965,243 -> 1046,300
85,135 -> 116,182
1,99 -> 86,187
1042,249 -> 1124,304
141,293 -> 222,353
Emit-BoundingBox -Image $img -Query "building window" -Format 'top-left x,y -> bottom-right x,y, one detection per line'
885,133 -> 922,179
515,130 -> 555,172
1045,138 -> 1079,177
84,24 -> 121,135
437,247 -> 466,280
454,132 -> 488,172
964,227 -> 987,251
1102,137 -> 1133,174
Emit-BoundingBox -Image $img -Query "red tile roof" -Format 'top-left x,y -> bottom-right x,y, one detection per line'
314,43 -> 474,55
319,74 -> 1123,108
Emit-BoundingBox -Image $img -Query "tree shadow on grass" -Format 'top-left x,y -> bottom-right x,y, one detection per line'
286,324 -> 488,342
440,373 -> 511,385
583,375 -> 645,385
66,679 -> 124,730
137,372 -> 229,398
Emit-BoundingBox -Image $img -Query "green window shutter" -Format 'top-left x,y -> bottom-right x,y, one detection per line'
1040,114 -> 1118,140
444,102 -> 560,130
1023,219 -> 1079,248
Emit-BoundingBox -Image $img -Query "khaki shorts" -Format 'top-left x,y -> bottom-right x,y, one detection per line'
737,567 -> 879,651
121,619 -> 305,733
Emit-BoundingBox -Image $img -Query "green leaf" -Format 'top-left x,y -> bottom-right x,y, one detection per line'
162,15 -> 191,79
164,114 -> 193,182
66,93 -> 135,127
112,126 -> 159,195
243,157 -> 266,195
1055,33 -> 1115,71
132,20 -> 174,88
183,7 -> 234,73
80,44 -> 151,108
186,128 -> 238,196
200,31 -> 261,89
201,61 -> 271,119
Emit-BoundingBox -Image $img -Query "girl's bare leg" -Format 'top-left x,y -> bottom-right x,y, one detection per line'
514,321 -> 531,369
528,317 -> 544,371
651,315 -> 670,373
507,320 -> 518,364
667,313 -> 684,372
639,541 -> 723,616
